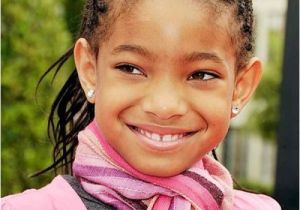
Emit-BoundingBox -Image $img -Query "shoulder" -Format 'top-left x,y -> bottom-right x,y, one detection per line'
232,189 -> 281,210
63,175 -> 115,210
1,175 -> 87,210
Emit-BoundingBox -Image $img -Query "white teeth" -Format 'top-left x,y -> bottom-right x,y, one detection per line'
145,131 -> 152,138
151,133 -> 161,141
172,135 -> 178,141
136,127 -> 186,142
162,135 -> 172,142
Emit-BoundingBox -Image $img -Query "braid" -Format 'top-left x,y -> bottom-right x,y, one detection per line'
238,0 -> 253,50
204,0 -> 254,69
236,0 -> 254,69
34,0 -> 109,176
80,0 -> 107,37
238,0 -> 253,52
80,0 -> 109,52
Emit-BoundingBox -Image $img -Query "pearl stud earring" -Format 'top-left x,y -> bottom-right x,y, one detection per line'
87,89 -> 95,98
232,106 -> 240,114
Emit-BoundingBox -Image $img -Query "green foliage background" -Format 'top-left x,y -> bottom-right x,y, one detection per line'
247,30 -> 284,141
1,0 -> 83,196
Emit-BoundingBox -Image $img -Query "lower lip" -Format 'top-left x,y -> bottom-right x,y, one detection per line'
129,127 -> 189,152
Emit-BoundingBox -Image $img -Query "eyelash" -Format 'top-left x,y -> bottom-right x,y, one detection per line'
115,64 -> 145,76
115,64 -> 218,81
188,71 -> 219,81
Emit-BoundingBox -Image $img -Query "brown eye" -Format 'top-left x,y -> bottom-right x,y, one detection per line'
116,64 -> 144,76
188,71 -> 218,81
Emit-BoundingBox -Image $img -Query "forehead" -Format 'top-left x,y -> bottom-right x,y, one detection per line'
102,0 -> 235,67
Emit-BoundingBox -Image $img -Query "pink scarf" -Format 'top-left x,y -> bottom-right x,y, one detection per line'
73,120 -> 234,210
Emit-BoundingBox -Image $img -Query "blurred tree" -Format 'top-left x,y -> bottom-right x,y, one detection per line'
1,0 -> 72,195
247,30 -> 284,141
63,0 -> 84,40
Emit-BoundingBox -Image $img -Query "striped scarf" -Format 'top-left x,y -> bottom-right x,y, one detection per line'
73,120 -> 234,210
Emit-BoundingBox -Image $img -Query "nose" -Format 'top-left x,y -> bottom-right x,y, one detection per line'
142,77 -> 188,120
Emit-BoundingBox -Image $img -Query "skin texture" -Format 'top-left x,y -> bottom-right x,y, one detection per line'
74,0 -> 262,177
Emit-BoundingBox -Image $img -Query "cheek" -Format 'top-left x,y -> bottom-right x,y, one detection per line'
192,88 -> 232,137
93,84 -> 128,152
93,71 -> 142,133
206,107 -> 231,142
95,82 -> 140,117
207,94 -> 232,126
94,84 -> 125,124
192,85 -> 232,117
210,109 -> 231,141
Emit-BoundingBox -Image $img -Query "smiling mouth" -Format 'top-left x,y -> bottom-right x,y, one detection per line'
127,125 -> 197,142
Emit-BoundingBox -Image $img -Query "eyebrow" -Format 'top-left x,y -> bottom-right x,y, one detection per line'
183,51 -> 224,64
111,44 -> 224,64
111,44 -> 153,58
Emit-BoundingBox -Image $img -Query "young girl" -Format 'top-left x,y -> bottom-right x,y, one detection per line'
2,0 -> 281,209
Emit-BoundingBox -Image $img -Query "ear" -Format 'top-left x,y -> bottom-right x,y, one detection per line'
231,57 -> 262,118
74,38 -> 97,103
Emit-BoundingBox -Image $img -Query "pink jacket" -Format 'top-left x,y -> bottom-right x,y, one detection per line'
2,176 -> 281,210
2,176 -> 86,210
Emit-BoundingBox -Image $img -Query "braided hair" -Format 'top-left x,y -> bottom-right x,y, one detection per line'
36,0 -> 255,175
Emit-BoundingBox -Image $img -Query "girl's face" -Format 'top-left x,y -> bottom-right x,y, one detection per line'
75,0 -> 261,176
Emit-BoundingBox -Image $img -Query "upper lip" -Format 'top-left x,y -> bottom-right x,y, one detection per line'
127,123 -> 197,135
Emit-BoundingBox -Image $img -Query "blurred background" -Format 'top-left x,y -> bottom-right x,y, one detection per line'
1,0 -> 298,209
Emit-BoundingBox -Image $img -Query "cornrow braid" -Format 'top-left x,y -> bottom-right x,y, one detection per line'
36,0 -> 255,176
80,0 -> 109,53
236,0 -> 254,68
34,0 -> 109,176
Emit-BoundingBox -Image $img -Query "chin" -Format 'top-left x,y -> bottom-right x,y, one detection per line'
133,161 -> 187,177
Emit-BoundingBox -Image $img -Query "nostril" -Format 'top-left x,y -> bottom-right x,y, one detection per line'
146,110 -> 182,121
142,99 -> 188,120
140,84 -> 188,120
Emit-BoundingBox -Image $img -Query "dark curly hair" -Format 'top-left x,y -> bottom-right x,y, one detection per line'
36,0 -> 255,175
